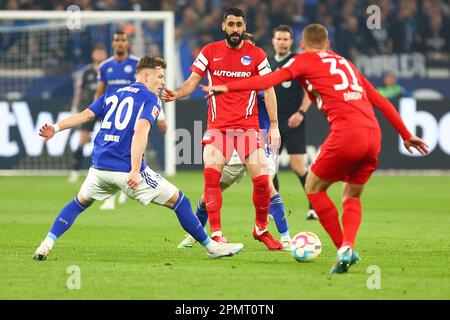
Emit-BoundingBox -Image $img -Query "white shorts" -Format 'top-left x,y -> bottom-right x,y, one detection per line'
80,166 -> 178,205
220,147 -> 278,187
266,146 -> 278,176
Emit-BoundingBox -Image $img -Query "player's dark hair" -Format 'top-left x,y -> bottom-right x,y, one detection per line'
136,56 -> 166,74
243,32 -> 255,44
223,7 -> 245,21
302,23 -> 328,48
113,30 -> 126,37
273,25 -> 294,39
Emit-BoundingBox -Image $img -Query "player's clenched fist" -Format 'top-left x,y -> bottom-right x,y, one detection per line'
268,127 -> 281,152
39,123 -> 57,141
201,84 -> 228,98
127,171 -> 140,190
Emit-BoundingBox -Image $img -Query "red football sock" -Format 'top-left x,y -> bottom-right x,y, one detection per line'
307,191 -> 343,249
203,167 -> 223,233
342,198 -> 362,248
252,175 -> 270,231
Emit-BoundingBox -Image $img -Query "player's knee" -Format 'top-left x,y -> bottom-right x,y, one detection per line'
164,189 -> 181,208
342,183 -> 364,201
76,192 -> 94,207
342,191 -> 363,202
305,178 -> 324,194
342,195 -> 361,203
219,181 -> 231,191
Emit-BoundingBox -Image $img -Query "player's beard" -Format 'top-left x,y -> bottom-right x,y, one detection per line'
225,31 -> 243,48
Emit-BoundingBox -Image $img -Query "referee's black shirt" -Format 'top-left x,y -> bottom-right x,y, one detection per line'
268,53 -> 305,121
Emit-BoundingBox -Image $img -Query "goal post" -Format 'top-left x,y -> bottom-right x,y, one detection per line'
0,10 -> 176,176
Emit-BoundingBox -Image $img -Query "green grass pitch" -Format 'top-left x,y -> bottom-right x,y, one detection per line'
0,172 -> 449,299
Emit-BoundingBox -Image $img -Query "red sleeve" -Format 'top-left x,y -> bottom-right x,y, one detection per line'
226,68 -> 292,92
360,73 -> 412,140
190,45 -> 210,77
255,47 -> 271,76
226,53 -> 308,92
226,54 -> 307,92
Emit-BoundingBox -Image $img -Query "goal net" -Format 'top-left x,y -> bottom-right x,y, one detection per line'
0,9 -> 176,175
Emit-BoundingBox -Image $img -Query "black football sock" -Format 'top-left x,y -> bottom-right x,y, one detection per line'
272,173 -> 280,192
298,172 -> 313,210
73,147 -> 83,171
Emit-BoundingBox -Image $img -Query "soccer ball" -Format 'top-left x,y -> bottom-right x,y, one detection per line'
291,231 -> 322,262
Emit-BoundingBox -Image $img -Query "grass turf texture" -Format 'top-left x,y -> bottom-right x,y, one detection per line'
0,172 -> 449,299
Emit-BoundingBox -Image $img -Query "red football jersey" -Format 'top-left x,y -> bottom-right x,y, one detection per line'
227,50 -> 411,140
287,51 -> 379,130
191,40 -> 271,130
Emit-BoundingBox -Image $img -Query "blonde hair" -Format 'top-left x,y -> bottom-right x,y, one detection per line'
301,24 -> 328,49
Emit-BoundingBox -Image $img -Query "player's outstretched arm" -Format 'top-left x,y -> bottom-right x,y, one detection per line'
39,109 -> 96,141
360,75 -> 429,155
360,75 -> 412,139
162,72 -> 203,102
128,119 -> 151,190
205,68 -> 293,97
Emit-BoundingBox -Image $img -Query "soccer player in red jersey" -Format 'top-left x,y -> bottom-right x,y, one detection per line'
163,8 -> 283,250
205,24 -> 429,273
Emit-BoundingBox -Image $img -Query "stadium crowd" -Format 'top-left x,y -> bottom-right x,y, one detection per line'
1,0 -> 449,66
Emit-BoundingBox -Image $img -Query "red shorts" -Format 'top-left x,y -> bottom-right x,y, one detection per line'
311,126 -> 381,184
201,128 -> 264,162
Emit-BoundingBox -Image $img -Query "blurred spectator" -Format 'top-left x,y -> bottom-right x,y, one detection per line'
421,8 -> 450,63
1,0 -> 450,84
364,1 -> 393,55
389,0 -> 418,53
335,15 -> 368,60
377,72 -> 412,100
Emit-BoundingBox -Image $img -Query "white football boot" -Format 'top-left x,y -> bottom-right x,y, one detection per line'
205,241 -> 244,259
177,234 -> 197,248
100,195 -> 116,210
118,191 -> 128,205
68,171 -> 80,183
280,235 -> 292,251
33,237 -> 54,261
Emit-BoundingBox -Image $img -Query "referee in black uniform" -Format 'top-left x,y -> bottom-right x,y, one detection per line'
268,25 -> 318,220
68,44 -> 108,183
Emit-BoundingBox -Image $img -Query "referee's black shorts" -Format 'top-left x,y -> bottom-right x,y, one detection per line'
279,118 -> 306,154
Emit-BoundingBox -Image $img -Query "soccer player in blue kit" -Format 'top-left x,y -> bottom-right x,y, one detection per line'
33,56 -> 243,260
95,31 -> 140,97
95,30 -> 167,209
